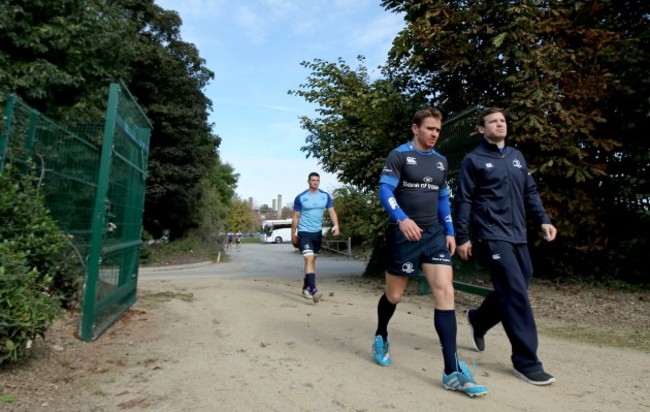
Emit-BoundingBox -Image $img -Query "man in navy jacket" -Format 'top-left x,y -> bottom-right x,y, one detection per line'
455,107 -> 558,386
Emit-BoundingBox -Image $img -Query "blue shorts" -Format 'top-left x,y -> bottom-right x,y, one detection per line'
298,231 -> 323,257
385,224 -> 452,277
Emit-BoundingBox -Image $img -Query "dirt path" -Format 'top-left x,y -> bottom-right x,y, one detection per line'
2,244 -> 649,411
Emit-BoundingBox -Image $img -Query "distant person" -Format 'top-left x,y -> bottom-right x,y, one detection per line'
373,108 -> 487,397
236,230 -> 243,251
291,172 -> 340,303
226,231 -> 234,251
455,107 -> 557,386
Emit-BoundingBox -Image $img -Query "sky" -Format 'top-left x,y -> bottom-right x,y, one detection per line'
154,0 -> 404,209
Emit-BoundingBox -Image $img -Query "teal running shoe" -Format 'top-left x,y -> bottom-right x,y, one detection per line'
372,335 -> 391,366
442,361 -> 488,397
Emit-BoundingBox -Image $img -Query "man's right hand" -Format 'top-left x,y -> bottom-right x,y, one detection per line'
457,241 -> 472,261
291,234 -> 300,248
398,218 -> 423,241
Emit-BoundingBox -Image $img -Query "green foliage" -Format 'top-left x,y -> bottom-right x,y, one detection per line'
139,231 -> 220,265
0,163 -> 81,306
1,1 -> 235,241
0,242 -> 61,365
380,0 -> 649,283
0,0 -> 138,121
227,198 -> 258,234
123,3 -> 222,239
290,57 -> 425,191
332,186 -> 386,251
294,1 -> 649,284
331,186 -> 389,276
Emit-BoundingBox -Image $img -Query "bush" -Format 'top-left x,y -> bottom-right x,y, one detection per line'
139,230 -> 221,265
0,241 -> 60,365
0,162 -> 81,307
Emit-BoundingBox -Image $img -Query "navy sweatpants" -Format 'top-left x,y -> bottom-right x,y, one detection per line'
471,240 -> 543,373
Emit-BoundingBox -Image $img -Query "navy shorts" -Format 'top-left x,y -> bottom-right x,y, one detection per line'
298,231 -> 323,257
385,224 -> 452,277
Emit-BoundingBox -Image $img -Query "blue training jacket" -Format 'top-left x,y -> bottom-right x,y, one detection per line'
455,139 -> 551,245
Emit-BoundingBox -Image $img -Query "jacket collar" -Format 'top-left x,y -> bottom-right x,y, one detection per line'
480,137 -> 505,153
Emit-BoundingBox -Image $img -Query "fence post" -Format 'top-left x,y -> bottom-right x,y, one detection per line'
79,83 -> 120,341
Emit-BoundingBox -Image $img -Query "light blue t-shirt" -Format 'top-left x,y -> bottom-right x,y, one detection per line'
293,189 -> 333,233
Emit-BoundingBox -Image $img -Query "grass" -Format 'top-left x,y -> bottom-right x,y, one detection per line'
538,321 -> 650,353
140,235 -> 221,265
0,388 -> 15,403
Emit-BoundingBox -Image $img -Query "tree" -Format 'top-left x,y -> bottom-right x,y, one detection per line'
293,1 -> 648,282
1,1 -> 233,240
0,0 -> 138,121
118,2 -> 221,239
380,0 -> 649,282
227,198 -> 257,234
290,57 -> 424,191
192,157 -> 239,242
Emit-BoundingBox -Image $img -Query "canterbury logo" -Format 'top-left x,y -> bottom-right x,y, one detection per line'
492,254 -> 501,260
402,262 -> 415,273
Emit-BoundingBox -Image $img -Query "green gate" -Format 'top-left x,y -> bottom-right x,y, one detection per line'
0,82 -> 151,341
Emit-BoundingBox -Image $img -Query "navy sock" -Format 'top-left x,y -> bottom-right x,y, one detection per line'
375,293 -> 397,341
434,309 -> 459,375
305,273 -> 316,290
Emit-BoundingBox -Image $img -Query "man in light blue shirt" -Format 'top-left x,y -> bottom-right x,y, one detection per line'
291,172 -> 340,303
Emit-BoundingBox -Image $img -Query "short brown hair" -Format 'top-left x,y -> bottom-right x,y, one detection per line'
412,108 -> 443,127
477,107 -> 506,126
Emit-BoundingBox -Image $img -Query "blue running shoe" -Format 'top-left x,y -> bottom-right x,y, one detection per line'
372,335 -> 391,366
442,361 -> 488,397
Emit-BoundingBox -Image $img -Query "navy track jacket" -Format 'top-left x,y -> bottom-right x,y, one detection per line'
455,139 -> 551,245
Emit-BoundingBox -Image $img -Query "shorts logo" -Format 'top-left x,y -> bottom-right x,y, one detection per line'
436,162 -> 445,171
513,159 -> 523,168
305,244 -> 312,250
402,262 -> 415,274
486,162 -> 493,168
406,157 -> 417,165
492,254 -> 501,260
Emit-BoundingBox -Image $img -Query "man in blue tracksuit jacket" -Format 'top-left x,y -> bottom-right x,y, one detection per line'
455,107 -> 558,386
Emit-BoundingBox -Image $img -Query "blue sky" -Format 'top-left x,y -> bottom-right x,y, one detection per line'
154,0 -> 404,208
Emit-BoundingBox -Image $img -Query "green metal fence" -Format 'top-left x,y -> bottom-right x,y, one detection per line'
0,82 -> 151,341
417,106 -> 494,300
